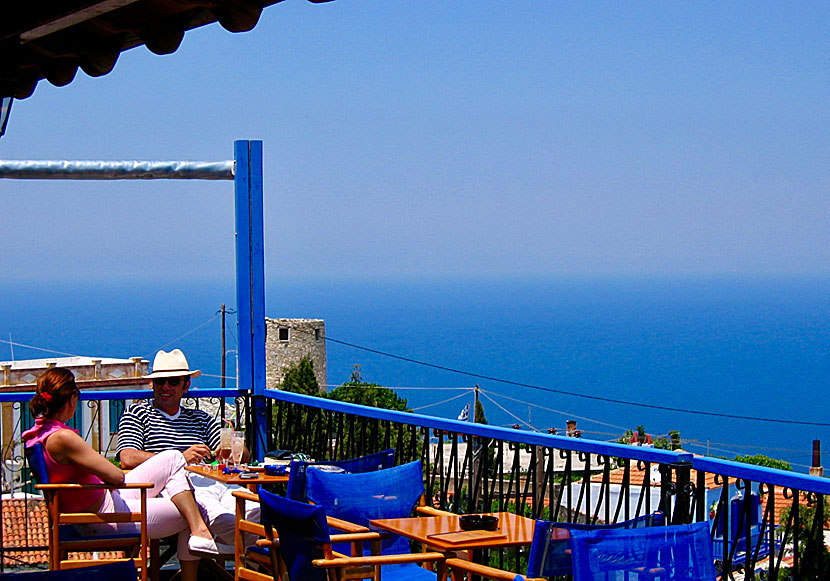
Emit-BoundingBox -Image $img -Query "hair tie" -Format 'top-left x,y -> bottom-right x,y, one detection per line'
41,393 -> 53,402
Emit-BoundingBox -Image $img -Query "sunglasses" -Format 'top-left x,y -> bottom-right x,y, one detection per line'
153,376 -> 186,387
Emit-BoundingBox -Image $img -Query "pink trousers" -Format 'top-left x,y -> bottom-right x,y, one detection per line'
82,449 -> 199,561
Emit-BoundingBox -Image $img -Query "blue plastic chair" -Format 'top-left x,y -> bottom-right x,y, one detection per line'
526,512 -> 665,577
250,489 -> 445,581
304,460 -> 436,580
286,448 -> 395,502
569,521 -> 716,581
711,492 -> 780,568
0,560 -> 137,581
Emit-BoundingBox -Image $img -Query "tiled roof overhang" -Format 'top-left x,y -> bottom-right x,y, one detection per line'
1,0 -> 330,100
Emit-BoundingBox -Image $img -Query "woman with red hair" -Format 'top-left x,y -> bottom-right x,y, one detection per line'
23,367 -> 226,581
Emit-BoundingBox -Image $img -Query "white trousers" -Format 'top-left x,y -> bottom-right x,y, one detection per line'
82,450 -> 199,561
187,474 -> 261,546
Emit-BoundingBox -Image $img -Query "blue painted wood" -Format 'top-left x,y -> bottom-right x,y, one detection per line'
7,385 -> 829,494
235,140 -> 254,394
264,387 -> 688,464
248,141 -> 268,461
0,388 -> 249,403
248,141 -> 266,398
693,456 -> 830,495
233,139 -> 267,460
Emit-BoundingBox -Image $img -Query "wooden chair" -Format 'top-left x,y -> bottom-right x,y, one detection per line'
26,443 -> 153,581
234,449 -> 401,580
250,489 -> 447,581
233,453 -> 455,581
233,489 -> 376,581
0,559 -> 138,581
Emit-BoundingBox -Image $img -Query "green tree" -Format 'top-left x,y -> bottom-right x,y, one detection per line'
280,355 -> 320,395
324,365 -> 416,461
668,430 -> 681,450
733,454 -> 792,472
780,496 -> 830,578
474,398 -> 488,425
326,365 -> 410,411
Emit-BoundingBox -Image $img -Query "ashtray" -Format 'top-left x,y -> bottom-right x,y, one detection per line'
264,464 -> 288,476
459,514 -> 499,531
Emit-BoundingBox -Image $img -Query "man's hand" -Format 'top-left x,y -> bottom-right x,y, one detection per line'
182,444 -> 213,464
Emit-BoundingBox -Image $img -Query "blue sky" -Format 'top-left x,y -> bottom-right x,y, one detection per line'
1,0 -> 827,282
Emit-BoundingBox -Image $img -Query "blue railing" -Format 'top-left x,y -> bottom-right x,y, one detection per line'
1,388 -> 827,579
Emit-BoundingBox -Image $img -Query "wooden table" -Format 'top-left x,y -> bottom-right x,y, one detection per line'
185,464 -> 289,490
370,511 -> 536,552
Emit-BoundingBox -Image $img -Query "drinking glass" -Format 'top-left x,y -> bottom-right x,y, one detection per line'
231,430 -> 245,467
217,427 -> 232,465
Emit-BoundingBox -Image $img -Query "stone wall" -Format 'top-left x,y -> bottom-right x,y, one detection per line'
265,318 -> 327,391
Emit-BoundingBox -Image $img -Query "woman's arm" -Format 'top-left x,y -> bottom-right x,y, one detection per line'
46,429 -> 126,485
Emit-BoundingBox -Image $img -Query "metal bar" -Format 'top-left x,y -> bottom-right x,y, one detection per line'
0,160 -> 234,179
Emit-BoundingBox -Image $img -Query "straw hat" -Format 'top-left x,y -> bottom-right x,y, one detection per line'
144,349 -> 201,379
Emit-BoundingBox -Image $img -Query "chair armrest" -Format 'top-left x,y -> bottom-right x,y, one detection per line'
254,539 -> 279,548
36,482 -> 153,490
416,506 -> 455,516
446,557 -> 531,581
232,489 -> 260,502
255,531 -> 382,552
326,515 -> 369,533
330,531 -> 383,543
240,520 -> 267,537
313,551 -> 446,569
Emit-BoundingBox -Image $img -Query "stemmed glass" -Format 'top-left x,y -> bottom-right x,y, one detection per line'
231,430 -> 245,468
217,427 -> 232,465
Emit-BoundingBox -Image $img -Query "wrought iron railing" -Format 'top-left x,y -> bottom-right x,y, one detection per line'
2,388 -> 828,579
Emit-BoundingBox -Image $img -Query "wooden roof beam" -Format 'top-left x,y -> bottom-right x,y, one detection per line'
20,0 -> 143,43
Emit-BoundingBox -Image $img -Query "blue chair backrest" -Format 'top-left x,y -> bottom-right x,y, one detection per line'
287,448 -> 395,502
527,512 -> 665,577
569,520 -> 716,581
0,559 -> 136,581
25,443 -> 51,484
305,459 -> 424,555
259,488 -> 331,581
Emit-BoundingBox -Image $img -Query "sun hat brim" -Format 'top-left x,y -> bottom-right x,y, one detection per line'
144,369 -> 201,379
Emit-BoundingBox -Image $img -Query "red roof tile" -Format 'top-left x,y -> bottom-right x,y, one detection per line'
2,498 -> 127,567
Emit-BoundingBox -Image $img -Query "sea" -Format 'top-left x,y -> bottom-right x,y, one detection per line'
2,276 -> 827,473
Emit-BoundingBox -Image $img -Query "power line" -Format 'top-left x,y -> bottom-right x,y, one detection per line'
411,390 -> 472,412
158,314 -> 219,351
326,336 -> 830,428
0,338 -> 80,358
477,386 -> 631,433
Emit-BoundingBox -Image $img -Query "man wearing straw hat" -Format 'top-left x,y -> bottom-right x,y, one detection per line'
116,348 -> 258,552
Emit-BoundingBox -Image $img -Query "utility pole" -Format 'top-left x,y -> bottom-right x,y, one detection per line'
471,384 -> 481,511
474,384 -> 479,421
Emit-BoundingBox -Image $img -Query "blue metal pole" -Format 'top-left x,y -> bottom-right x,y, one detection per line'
234,139 -> 267,460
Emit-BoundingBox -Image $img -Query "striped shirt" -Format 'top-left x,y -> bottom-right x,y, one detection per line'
116,400 -> 221,456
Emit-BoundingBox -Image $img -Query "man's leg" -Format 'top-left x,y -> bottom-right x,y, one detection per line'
189,475 -> 258,546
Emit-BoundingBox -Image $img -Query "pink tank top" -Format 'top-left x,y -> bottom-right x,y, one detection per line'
22,417 -> 105,512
